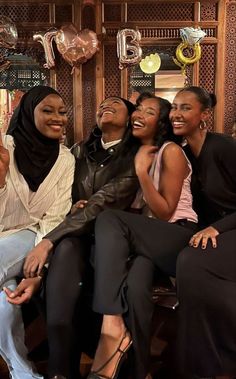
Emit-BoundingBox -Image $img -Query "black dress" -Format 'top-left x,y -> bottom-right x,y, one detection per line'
176,132 -> 236,377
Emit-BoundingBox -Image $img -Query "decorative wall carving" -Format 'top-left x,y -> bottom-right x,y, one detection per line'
104,45 -> 121,99
224,1 -> 236,135
81,4 -> 97,139
104,4 -> 122,21
102,1 -> 229,134
127,3 -> 194,21
200,2 -> 217,21
0,4 -> 50,22
55,5 -> 73,24
1,1 -> 235,141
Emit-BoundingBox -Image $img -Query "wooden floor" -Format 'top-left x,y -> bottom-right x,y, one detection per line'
0,353 -> 93,379
0,304 -> 178,379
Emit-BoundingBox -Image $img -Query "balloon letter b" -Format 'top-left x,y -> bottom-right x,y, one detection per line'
117,29 -> 142,70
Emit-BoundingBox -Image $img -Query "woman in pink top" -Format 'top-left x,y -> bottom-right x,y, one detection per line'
87,93 -> 198,379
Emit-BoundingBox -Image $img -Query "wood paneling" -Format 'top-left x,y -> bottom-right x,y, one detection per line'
0,1 -> 235,138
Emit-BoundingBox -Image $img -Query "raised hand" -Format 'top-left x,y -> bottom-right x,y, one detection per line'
0,129 -> 10,187
134,145 -> 158,176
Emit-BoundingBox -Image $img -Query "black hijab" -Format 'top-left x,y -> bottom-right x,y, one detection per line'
7,85 -> 62,192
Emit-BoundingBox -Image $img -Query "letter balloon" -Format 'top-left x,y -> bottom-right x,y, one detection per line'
117,29 -> 142,70
33,28 -> 58,69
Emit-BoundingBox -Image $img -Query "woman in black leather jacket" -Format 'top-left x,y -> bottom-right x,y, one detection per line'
7,97 -> 140,379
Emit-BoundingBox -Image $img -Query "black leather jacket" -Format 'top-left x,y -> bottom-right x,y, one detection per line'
45,128 -> 139,244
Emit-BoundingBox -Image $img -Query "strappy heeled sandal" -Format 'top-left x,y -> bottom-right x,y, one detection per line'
87,330 -> 132,379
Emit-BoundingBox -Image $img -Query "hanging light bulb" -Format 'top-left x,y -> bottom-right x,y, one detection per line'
139,53 -> 161,74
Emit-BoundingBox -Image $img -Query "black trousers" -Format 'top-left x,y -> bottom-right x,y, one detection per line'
45,235 -> 100,379
176,229 -> 236,377
93,209 -> 197,379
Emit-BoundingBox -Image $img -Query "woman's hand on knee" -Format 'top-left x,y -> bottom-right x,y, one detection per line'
23,239 -> 53,278
189,226 -> 219,249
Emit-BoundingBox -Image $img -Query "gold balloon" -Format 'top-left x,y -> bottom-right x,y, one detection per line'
173,42 -> 201,74
139,53 -> 161,74
176,42 -> 201,65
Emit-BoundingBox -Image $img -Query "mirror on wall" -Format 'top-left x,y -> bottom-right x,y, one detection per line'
0,54 -> 49,133
129,48 -> 188,103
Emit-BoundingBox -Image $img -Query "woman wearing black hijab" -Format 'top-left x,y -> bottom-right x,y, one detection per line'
6,96 -> 140,379
0,85 -> 75,379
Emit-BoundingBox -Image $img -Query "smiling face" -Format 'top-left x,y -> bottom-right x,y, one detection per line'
131,97 -> 161,145
96,97 -> 129,132
169,91 -> 209,138
33,94 -> 68,139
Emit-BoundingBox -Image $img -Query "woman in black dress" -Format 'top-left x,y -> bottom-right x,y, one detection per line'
170,86 -> 236,379
88,94 -> 198,379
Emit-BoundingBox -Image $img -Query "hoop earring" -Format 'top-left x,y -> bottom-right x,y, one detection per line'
199,120 -> 207,130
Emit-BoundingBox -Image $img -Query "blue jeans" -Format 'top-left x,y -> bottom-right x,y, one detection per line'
0,230 -> 43,379
0,230 -> 36,290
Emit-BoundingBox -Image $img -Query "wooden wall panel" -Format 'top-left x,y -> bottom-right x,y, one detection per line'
1,0 -> 235,141
101,0 -> 234,135
224,0 -> 236,135
81,4 -> 97,140
199,44 -> 216,131
104,44 -> 121,98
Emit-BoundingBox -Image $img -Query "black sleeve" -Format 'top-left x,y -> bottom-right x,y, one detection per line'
44,172 -> 139,244
210,136 -> 236,233
218,135 -> 236,183
212,212 -> 236,233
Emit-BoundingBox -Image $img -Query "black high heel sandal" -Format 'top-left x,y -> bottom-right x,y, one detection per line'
87,330 -> 132,379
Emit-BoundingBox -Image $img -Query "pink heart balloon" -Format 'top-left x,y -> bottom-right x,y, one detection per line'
55,24 -> 99,67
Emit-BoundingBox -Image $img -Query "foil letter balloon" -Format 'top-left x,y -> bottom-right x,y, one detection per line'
55,24 -> 99,69
0,16 -> 18,49
33,28 -> 58,69
117,29 -> 142,70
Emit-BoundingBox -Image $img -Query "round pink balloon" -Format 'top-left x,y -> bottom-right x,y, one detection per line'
55,24 -> 99,67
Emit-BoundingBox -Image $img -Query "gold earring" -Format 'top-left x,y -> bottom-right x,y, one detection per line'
199,120 -> 207,130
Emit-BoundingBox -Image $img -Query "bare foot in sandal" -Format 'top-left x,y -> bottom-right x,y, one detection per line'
89,315 -> 132,379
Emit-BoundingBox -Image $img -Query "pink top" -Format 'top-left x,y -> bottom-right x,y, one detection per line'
132,141 -> 198,223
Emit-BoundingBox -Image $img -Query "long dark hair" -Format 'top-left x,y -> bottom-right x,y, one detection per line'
136,91 -> 182,147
